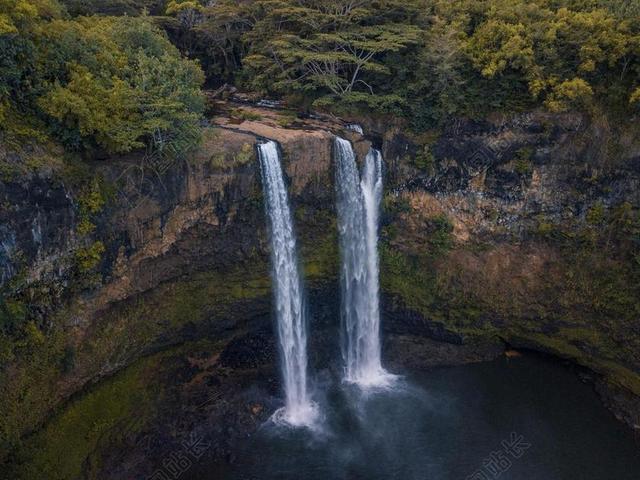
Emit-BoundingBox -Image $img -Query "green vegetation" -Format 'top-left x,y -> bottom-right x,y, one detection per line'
3,0 -> 638,148
381,198 -> 640,394
0,214 -> 338,462
0,259 -> 269,463
61,0 -> 165,16
206,141 -> 255,169
1,1 -> 204,157
7,335 -> 231,480
229,108 -> 263,122
11,354 -> 161,480
1,0 -> 639,469
175,0 -> 640,127
74,241 -> 105,272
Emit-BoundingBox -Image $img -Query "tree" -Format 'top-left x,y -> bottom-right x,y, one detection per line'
545,77 -> 594,111
239,0 -> 421,105
34,16 -> 205,155
179,0 -> 255,82
61,0 -> 165,17
164,0 -> 204,56
166,0 -> 203,29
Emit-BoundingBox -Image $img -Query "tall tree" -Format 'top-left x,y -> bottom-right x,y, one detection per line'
237,0 -> 421,105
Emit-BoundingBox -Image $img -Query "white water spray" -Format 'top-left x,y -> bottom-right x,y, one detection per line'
334,138 -> 393,388
258,141 -> 318,427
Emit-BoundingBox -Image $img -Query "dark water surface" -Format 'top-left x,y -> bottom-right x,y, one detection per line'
200,355 -> 640,480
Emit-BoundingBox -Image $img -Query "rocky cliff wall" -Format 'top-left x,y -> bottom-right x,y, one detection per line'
376,111 -> 640,428
1,105 -> 639,462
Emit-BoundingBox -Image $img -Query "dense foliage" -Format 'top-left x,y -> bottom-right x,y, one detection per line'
177,0 -> 640,126
2,0 -> 638,143
0,0 -> 204,156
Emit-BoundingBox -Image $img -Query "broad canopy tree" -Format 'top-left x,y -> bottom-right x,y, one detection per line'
204,0 -> 422,108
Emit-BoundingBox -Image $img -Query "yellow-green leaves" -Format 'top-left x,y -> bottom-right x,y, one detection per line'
0,0 -> 60,34
75,241 -> 105,273
34,16 -> 204,155
1,6 -> 204,155
0,0 -> 38,34
166,0 -> 202,15
40,64 -> 146,153
545,77 -> 594,112
467,20 -> 535,78
461,0 -> 636,114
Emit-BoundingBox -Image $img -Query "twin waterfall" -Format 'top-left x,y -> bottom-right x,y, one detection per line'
258,141 -> 316,427
258,135 -> 389,428
334,139 -> 390,387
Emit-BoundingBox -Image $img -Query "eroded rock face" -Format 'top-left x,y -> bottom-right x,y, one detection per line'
0,111 -> 347,455
0,174 -> 77,288
375,111 -> 640,425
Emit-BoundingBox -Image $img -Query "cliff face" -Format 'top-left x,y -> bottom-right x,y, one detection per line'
0,109 -> 350,456
376,111 -> 640,426
1,105 -> 639,460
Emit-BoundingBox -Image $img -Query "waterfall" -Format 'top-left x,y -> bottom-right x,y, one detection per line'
346,124 -> 364,135
258,141 -> 317,427
334,138 -> 392,387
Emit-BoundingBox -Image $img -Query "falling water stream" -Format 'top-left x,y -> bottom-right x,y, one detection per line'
334,137 -> 392,387
258,141 -> 317,427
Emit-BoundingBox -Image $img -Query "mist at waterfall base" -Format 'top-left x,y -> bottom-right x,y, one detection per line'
203,354 -> 640,480
258,141 -> 318,428
334,138 -> 394,387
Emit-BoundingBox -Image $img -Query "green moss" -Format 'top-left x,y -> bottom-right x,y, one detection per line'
515,331 -> 584,358
229,108 -> 263,122
75,241 -> 106,273
8,336 -> 232,480
379,193 -> 640,396
428,215 -> 454,256
11,354 -> 162,480
601,361 -> 640,396
0,258 -> 275,463
302,225 -> 339,282
75,261 -> 273,378
0,327 -> 67,460
586,202 -> 606,225
380,246 -> 437,316
513,332 -> 640,396
208,142 -> 255,170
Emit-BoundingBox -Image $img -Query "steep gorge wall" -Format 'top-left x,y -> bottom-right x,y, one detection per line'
1,106 -> 640,459
0,112 -> 359,457
375,111 -> 640,427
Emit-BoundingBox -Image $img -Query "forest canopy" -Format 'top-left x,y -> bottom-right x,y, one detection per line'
186,0 -> 640,126
0,0 -> 204,156
1,0 -> 639,151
